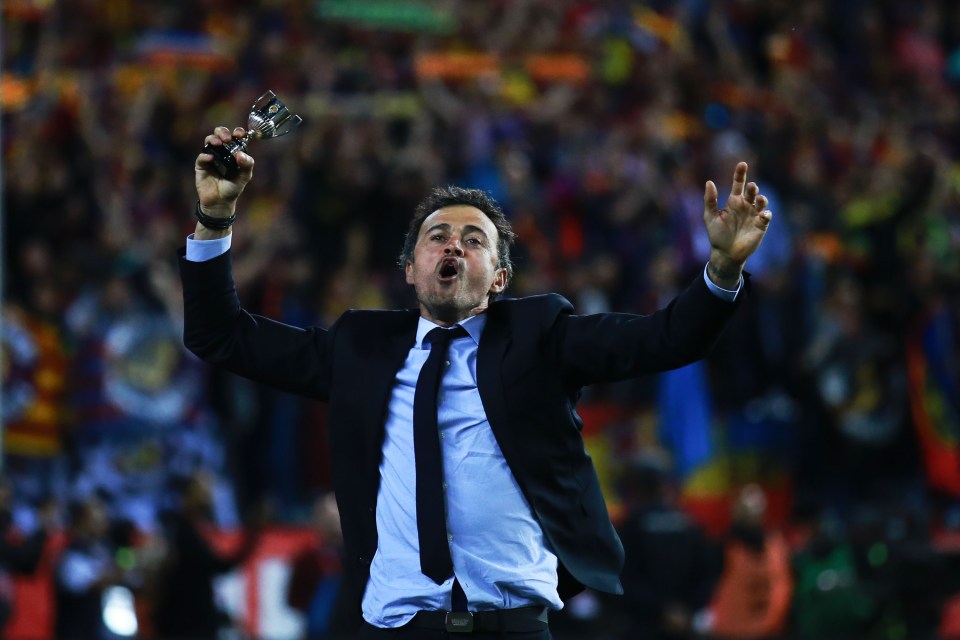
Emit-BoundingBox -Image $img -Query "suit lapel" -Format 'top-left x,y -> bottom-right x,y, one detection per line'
476,306 -> 515,462
362,311 -> 420,445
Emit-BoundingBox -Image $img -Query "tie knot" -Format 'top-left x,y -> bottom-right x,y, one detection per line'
426,325 -> 468,349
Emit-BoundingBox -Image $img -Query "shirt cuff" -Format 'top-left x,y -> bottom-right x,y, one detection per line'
702,264 -> 741,302
185,233 -> 232,262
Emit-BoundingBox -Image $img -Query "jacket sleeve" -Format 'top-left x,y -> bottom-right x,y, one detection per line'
179,248 -> 337,400
548,273 -> 745,387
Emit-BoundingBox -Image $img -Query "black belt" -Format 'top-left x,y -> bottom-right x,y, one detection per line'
409,607 -> 549,634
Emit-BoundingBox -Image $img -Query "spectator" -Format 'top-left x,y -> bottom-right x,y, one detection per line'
286,492 -> 358,639
703,485 -> 793,640
0,477 -> 57,634
612,456 -> 722,640
53,496 -> 123,640
789,515 -> 876,640
151,471 -> 262,640
851,504 -> 960,640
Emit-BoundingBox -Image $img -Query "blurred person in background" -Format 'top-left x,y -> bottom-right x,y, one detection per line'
150,470 -> 262,640
801,274 -> 912,510
702,485 -> 793,640
848,504 -> 960,640
286,492 -> 357,639
0,476 -> 58,634
179,117 -> 771,639
2,254 -> 71,520
612,456 -> 721,640
54,496 -> 124,640
789,514 -> 876,640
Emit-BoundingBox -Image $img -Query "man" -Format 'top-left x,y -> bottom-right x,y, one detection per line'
54,497 -> 121,640
702,485 -> 793,639
613,457 -> 721,640
0,477 -> 57,634
180,126 -> 772,638
286,492 -> 355,639
152,471 -> 262,640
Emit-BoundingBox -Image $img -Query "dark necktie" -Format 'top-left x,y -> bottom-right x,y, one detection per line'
414,325 -> 467,584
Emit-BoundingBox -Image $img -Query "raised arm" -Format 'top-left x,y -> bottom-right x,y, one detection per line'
552,162 -> 773,386
180,128 -> 335,400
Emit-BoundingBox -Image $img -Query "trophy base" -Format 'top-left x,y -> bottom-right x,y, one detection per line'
202,142 -> 239,179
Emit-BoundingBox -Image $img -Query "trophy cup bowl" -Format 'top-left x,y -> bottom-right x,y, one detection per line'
202,90 -> 303,179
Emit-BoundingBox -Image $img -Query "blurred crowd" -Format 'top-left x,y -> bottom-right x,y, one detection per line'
3,0 -> 960,637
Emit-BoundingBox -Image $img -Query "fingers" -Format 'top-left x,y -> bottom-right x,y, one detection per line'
215,126 -> 247,143
728,162 -> 767,218
757,205 -> 773,228
202,126 -> 247,149
197,126 -> 253,169
719,161 -> 773,222
703,180 -> 719,214
730,161 -> 748,197
752,193 -> 772,229
236,148 -> 254,170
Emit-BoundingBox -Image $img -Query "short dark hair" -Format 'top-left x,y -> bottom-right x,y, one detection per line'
399,186 -> 516,291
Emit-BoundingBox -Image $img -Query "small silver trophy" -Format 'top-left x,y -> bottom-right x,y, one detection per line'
203,90 -> 303,179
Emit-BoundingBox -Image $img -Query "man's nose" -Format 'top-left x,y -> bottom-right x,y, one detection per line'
443,238 -> 464,256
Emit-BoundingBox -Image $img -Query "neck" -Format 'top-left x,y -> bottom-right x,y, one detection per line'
419,302 -> 488,326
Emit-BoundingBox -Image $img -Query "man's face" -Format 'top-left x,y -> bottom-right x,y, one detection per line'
405,205 -> 507,325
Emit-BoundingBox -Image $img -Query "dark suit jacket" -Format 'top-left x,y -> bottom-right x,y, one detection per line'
179,249 -> 743,605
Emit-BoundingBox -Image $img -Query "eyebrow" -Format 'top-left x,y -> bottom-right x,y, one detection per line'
423,223 -> 490,240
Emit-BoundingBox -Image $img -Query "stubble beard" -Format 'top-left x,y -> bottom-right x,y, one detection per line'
418,286 -> 487,325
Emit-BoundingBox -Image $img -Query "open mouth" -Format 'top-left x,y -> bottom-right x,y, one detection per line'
438,257 -> 459,280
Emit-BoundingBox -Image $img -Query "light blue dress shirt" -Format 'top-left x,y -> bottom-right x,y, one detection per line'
184,234 -> 741,627
362,314 -> 563,627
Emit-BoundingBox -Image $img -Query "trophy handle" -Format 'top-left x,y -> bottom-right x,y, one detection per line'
248,90 -> 303,139
273,114 -> 303,137
251,90 -> 277,112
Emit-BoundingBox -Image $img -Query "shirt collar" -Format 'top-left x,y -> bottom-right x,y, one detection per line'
415,313 -> 486,349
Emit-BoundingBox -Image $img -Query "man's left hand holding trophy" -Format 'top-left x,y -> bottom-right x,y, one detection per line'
194,90 -> 302,240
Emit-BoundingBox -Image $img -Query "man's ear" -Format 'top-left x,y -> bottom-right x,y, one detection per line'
405,260 -> 414,284
489,267 -> 508,295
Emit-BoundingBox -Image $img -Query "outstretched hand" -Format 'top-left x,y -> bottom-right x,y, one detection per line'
703,162 -> 772,287
195,126 -> 255,219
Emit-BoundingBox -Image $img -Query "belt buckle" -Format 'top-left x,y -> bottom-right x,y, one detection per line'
445,611 -> 475,633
